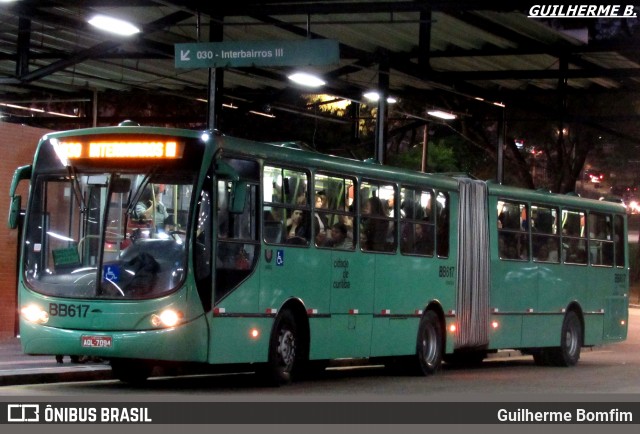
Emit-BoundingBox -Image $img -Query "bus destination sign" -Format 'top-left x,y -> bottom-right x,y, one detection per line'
53,139 -> 184,161
174,39 -> 340,69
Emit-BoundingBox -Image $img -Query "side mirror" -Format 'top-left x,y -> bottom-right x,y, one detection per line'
8,195 -> 21,229
214,159 -> 247,214
8,164 -> 32,229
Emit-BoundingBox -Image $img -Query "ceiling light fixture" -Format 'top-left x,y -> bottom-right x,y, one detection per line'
249,110 -> 276,118
427,110 -> 457,120
363,92 -> 396,104
288,72 -> 326,88
88,15 -> 141,36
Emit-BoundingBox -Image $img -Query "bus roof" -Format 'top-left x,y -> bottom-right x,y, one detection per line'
35,124 -> 627,214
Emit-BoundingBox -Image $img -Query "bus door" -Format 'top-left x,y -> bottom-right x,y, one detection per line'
313,174 -> 372,359
492,199 -> 535,349
531,205 -> 566,340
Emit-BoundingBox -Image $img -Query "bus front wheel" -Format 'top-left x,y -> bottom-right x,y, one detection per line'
415,310 -> 443,375
264,310 -> 299,385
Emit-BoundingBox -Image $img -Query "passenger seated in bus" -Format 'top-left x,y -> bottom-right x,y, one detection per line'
535,244 -> 549,261
314,191 -> 330,245
413,223 -> 433,255
286,209 -> 309,244
325,222 -> 353,249
565,238 -> 586,263
362,197 -> 388,251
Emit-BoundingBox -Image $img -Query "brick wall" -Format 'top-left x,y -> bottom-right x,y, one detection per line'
0,121 -> 51,341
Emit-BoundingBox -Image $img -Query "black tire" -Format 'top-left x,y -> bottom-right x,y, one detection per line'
264,310 -> 299,385
110,359 -> 152,384
546,311 -> 582,367
415,310 -> 444,375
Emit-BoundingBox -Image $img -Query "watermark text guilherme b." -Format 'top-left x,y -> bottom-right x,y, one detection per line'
528,4 -> 637,18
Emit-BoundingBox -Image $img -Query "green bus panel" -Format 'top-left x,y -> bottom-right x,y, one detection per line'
521,315 -> 563,347
604,297 -> 628,342
309,317 -> 332,359
487,315 -> 522,349
20,316 -> 209,362
259,246 -> 328,312
490,260 -> 538,312
584,313 -> 605,346
330,251 -> 374,315
326,314 -> 372,359
537,263 -> 574,313
208,317 -> 271,364
371,317 -> 419,357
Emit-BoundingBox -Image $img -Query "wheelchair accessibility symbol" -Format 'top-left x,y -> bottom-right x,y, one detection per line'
103,265 -> 120,282
276,250 -> 284,266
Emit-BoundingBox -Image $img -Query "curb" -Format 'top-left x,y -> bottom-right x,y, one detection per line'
0,367 -> 113,387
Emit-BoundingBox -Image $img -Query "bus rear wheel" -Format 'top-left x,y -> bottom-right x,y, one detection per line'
534,311 -> 582,367
263,310 -> 299,385
548,310 -> 582,366
415,310 -> 443,375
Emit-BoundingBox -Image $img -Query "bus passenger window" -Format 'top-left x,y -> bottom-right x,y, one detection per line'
614,214 -> 625,267
588,212 -> 613,267
531,205 -> 559,263
436,192 -> 450,258
497,200 -> 529,261
400,187 -> 434,256
263,165 -> 310,246
314,174 -> 355,249
360,181 -> 396,253
562,209 -> 587,265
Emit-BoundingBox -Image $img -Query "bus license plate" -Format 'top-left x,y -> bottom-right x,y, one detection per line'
81,335 -> 112,348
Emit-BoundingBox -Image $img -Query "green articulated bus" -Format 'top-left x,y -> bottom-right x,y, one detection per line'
8,123 -> 629,384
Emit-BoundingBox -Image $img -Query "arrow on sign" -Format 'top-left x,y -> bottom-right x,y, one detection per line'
180,50 -> 191,61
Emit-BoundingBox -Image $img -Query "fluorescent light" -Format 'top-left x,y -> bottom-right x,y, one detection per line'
363,92 -> 396,103
0,103 -> 78,117
427,110 -> 457,120
88,15 -> 140,36
364,91 -> 380,101
288,72 -> 326,87
249,110 -> 276,118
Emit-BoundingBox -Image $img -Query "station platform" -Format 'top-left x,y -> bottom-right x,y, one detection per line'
0,338 -> 112,386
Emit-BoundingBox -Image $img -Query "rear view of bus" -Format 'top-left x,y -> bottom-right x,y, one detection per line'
9,123 -> 209,382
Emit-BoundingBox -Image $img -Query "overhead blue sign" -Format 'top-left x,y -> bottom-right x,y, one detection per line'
174,39 -> 340,69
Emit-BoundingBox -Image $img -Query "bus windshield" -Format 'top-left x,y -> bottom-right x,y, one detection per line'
23,169 -> 195,299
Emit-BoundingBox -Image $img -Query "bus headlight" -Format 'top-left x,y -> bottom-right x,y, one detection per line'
151,309 -> 183,328
21,304 -> 49,324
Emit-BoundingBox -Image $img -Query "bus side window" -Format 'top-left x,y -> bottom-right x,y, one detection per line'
588,212 -> 613,267
360,181 -> 396,253
497,200 -> 529,261
400,187 -> 434,256
263,165 -> 311,246
436,192 -> 450,258
562,209 -> 587,265
532,205 -> 559,263
614,214 -> 625,267
314,173 -> 355,250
